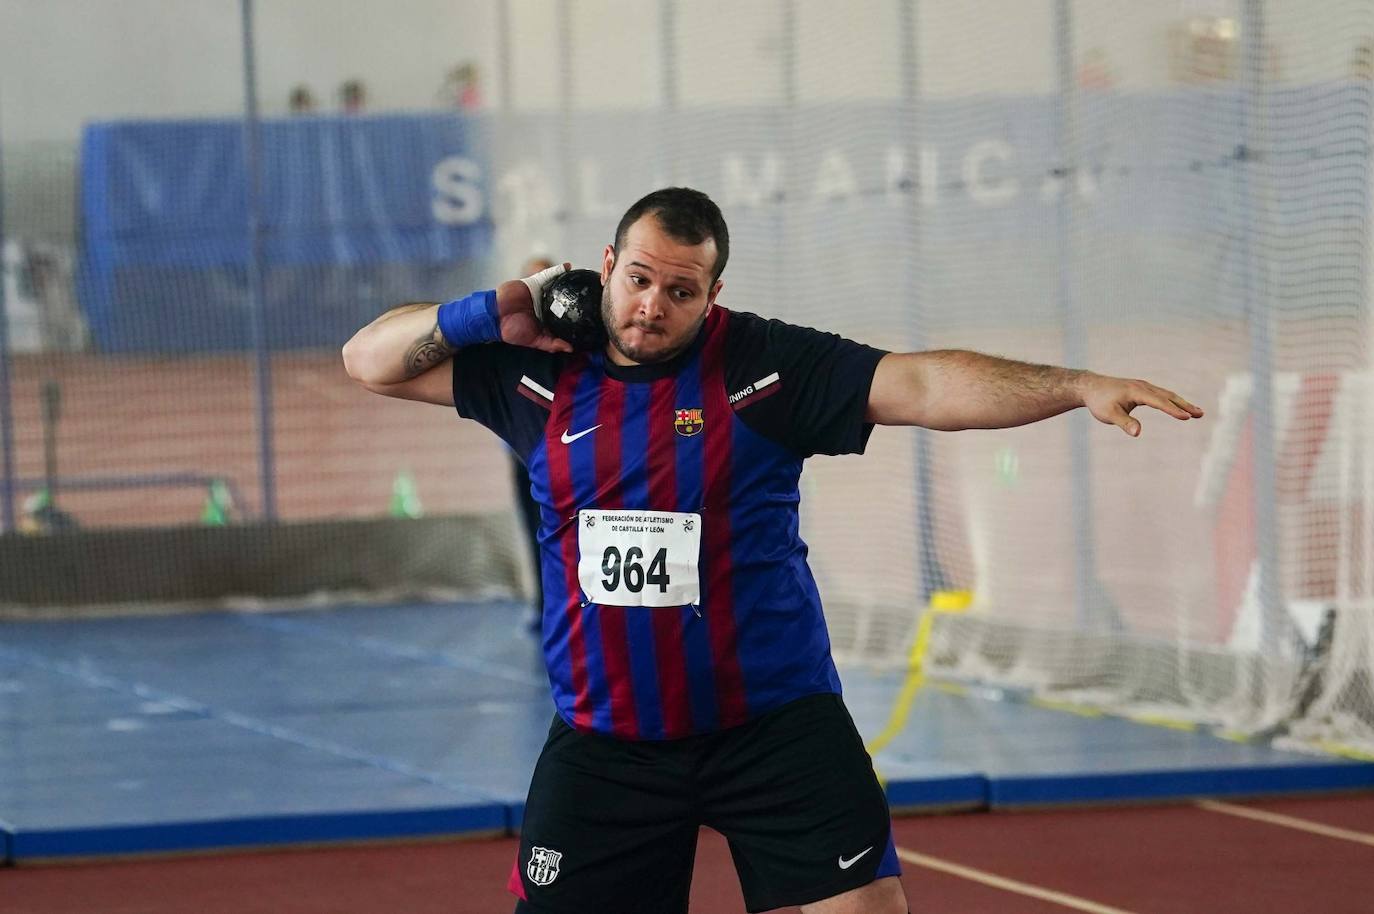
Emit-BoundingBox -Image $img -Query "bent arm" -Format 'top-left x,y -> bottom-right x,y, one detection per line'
342,271 -> 574,404
865,350 -> 1203,436
341,302 -> 451,387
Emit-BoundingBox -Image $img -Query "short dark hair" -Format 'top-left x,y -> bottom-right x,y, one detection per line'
613,187 -> 730,283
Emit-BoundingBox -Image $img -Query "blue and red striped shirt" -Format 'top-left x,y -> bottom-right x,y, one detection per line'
453,306 -> 887,739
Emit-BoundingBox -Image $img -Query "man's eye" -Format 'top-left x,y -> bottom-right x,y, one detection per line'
630,275 -> 647,286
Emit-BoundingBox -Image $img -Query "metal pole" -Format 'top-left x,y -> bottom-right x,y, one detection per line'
494,0 -> 518,287
0,127 -> 15,534
779,0 -> 796,309
658,0 -> 678,185
555,0 -> 573,253
1238,0 -> 1285,651
41,381 -> 59,505
781,0 -> 797,110
496,0 -> 513,112
240,0 -> 276,522
1052,0 -> 1110,627
899,0 -> 947,599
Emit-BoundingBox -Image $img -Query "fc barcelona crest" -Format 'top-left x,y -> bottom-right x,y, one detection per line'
674,408 -> 704,437
527,846 -> 562,886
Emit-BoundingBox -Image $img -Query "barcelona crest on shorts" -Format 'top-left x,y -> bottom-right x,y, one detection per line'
527,846 -> 562,886
674,408 -> 704,437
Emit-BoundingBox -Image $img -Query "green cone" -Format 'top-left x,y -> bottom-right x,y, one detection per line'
390,470 -> 424,519
201,478 -> 233,526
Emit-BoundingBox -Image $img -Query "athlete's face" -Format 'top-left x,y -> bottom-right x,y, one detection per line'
600,216 -> 723,366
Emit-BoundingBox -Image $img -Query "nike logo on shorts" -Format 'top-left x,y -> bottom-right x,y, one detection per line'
561,425 -> 601,445
838,847 -> 873,870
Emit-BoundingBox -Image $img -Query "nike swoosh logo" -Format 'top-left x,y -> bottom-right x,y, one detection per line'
560,425 -> 601,445
837,847 -> 873,870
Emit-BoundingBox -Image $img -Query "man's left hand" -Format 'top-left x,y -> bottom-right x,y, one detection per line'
1079,375 -> 1204,437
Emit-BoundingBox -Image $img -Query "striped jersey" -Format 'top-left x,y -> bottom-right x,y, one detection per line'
452,306 -> 887,740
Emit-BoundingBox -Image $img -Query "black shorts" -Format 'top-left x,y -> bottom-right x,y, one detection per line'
508,692 -> 901,914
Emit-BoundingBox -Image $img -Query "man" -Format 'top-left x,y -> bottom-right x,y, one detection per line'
342,187 -> 1202,914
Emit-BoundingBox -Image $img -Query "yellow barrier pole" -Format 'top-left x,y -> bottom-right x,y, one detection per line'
866,589 -> 972,785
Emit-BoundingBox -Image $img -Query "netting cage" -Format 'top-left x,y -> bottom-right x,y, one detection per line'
1,0 -> 1372,756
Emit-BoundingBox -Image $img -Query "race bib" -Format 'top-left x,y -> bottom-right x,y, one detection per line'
576,509 -> 702,607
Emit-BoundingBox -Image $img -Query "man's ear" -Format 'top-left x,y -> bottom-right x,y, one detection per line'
601,245 -> 616,284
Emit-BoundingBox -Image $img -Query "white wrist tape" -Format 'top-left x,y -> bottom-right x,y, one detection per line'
523,264 -> 568,318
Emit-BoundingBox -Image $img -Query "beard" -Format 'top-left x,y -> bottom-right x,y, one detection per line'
601,283 -> 708,365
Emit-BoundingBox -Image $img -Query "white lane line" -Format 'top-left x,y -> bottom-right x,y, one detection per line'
1196,799 -> 1374,847
895,847 -> 1138,914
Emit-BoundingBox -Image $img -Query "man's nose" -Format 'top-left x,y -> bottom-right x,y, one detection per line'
637,289 -> 667,320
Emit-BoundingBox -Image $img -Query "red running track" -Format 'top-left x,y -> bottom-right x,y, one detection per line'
4,794 -> 1372,914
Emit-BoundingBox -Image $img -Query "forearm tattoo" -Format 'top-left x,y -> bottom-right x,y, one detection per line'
403,322 -> 457,378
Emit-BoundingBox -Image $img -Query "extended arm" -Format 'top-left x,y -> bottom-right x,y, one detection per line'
864,350 -> 1203,436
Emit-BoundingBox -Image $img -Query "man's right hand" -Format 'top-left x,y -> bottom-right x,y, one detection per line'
496,262 -> 575,353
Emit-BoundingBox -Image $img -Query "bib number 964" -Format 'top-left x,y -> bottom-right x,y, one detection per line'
601,546 -> 670,594
577,510 -> 701,607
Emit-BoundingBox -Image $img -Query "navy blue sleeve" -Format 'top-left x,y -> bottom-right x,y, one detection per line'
450,342 -> 560,464
723,311 -> 888,458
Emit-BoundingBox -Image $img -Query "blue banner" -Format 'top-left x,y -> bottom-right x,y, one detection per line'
76,87 -> 1366,353
79,113 -> 493,353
